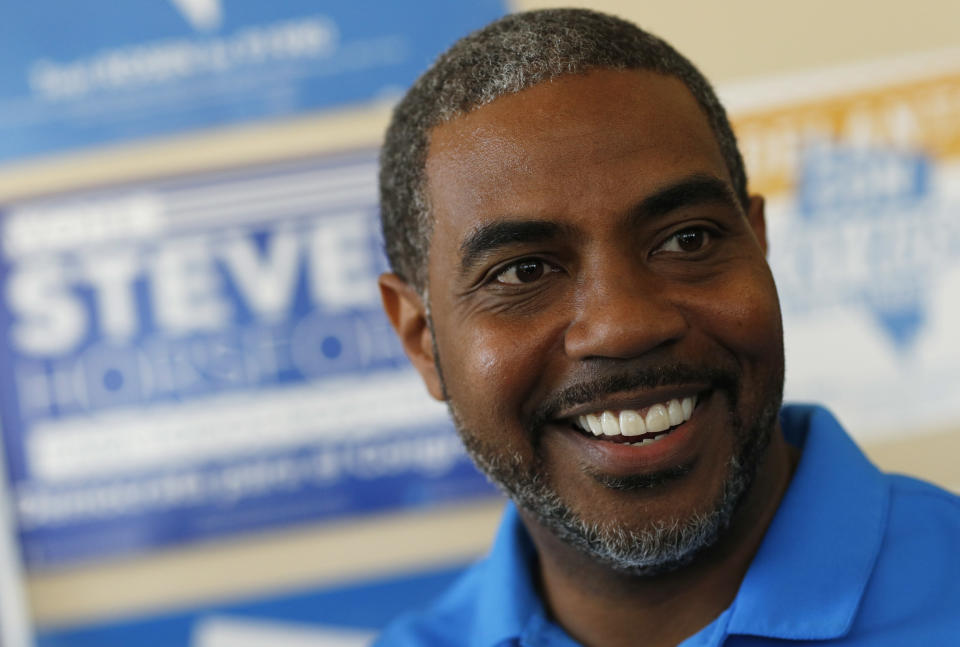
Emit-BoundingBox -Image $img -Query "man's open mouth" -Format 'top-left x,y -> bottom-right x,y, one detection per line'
570,395 -> 699,446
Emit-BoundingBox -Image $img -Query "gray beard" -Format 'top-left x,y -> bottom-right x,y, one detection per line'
429,320 -> 782,576
451,390 -> 779,577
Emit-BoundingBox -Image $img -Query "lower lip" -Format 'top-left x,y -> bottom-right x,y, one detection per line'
552,396 -> 709,475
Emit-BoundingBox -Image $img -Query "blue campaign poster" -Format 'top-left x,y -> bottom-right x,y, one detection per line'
0,0 -> 506,162
0,150 -> 495,569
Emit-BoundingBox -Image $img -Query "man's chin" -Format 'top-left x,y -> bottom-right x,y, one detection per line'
520,456 -> 750,577
458,407 -> 778,577
460,428 -> 747,576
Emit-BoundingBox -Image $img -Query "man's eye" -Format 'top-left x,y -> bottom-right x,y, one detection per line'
495,259 -> 553,285
658,228 -> 711,253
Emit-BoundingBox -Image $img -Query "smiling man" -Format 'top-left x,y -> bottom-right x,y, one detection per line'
374,9 -> 960,647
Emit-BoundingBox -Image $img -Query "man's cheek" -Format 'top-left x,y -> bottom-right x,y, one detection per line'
472,332 -> 507,379
737,280 -> 783,356
440,323 -> 509,399
445,322 -> 543,425
708,277 -> 785,409
455,314 -> 540,371
704,274 -> 781,347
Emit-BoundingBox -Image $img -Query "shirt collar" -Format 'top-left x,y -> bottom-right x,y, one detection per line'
727,404 -> 890,640
470,502 -> 544,647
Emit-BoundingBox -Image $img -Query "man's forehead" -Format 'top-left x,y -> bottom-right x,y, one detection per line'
423,69 -> 731,241
425,69 -> 699,165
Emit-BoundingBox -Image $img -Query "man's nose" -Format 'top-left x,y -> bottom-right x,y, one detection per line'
563,264 -> 688,361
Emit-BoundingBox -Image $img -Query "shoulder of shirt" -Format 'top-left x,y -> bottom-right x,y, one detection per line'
846,470 -> 960,640
885,472 -> 960,510
371,559 -> 489,647
881,471 -> 960,538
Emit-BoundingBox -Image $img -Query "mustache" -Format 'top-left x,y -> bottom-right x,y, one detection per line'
529,362 -> 740,432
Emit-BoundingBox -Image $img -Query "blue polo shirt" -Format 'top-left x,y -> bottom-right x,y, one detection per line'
375,405 -> 960,645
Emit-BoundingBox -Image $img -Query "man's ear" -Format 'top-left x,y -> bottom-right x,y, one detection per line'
746,194 -> 768,256
379,273 -> 446,401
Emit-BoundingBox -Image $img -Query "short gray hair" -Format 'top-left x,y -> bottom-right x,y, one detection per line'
379,8 -> 748,292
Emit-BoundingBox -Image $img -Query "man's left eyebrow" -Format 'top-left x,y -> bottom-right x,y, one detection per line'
632,174 -> 741,222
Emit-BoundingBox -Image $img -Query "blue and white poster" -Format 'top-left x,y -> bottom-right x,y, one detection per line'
726,53 -> 960,443
0,0 -> 506,163
0,151 -> 495,569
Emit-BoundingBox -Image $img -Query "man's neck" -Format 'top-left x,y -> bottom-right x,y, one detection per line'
520,431 -> 799,647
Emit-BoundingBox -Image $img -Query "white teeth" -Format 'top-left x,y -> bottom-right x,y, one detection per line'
667,399 -> 684,426
644,404 -> 670,433
585,413 -> 603,435
575,394 -> 700,439
619,410 -> 645,436
600,411 -> 619,436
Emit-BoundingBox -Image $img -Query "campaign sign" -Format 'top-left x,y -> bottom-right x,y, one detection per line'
731,64 -> 960,438
0,151 -> 494,568
769,138 -> 960,434
0,0 -> 506,163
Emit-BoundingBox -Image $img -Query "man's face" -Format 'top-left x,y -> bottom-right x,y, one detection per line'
395,69 -> 784,572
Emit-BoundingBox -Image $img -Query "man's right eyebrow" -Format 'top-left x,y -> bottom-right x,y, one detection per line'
459,220 -> 570,273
